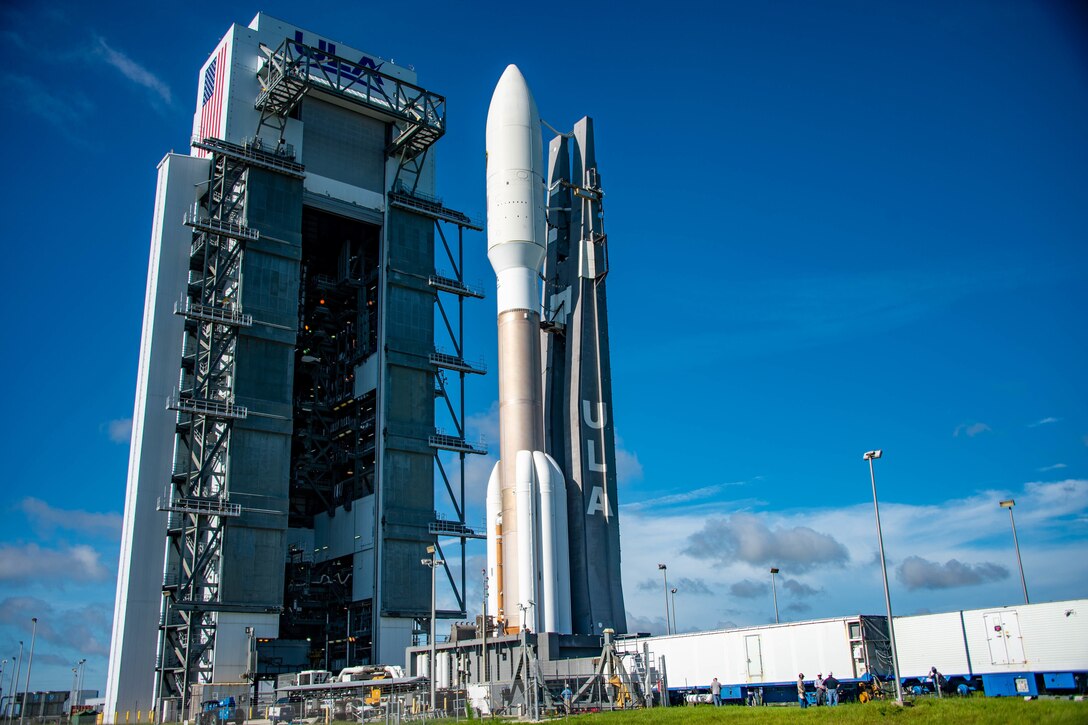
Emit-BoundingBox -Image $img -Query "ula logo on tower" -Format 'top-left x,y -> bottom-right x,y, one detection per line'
290,31 -> 385,88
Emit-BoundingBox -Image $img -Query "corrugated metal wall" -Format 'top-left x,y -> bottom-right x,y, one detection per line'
302,99 -> 386,192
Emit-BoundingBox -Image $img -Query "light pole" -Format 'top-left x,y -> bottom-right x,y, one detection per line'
999,499 -> 1029,604
75,660 -> 86,709
481,569 -> 489,683
770,568 -> 780,624
11,643 -> 23,725
516,601 -> 538,720
19,618 -> 37,725
864,450 -> 903,705
422,546 -> 444,713
670,588 -> 678,634
657,564 -> 671,635
70,667 -> 79,717
0,659 -> 6,720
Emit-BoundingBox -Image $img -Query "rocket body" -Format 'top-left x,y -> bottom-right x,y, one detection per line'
542,119 -> 628,634
485,65 -> 571,633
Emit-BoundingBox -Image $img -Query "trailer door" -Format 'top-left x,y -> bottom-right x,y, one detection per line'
984,611 -> 1026,665
745,634 -> 763,679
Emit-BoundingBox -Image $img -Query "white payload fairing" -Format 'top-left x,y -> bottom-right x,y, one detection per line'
484,65 -> 572,633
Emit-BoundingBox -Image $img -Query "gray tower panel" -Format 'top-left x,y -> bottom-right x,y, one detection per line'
302,99 -> 386,192
378,209 -> 435,616
220,167 -> 303,607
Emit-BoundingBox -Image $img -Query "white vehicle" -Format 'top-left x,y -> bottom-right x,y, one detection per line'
622,614 -> 891,703
894,599 -> 1088,696
267,695 -> 301,722
623,599 -> 1088,702
335,665 -> 405,682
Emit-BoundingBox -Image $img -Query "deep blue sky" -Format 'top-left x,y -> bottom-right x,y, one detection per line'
0,0 -> 1085,695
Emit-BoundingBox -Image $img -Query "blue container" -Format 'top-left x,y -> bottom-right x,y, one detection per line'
1042,672 -> 1075,690
981,673 -> 1037,697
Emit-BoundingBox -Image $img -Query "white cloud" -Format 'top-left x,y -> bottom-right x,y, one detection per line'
625,611 -> 669,636
623,481 -> 749,512
954,422 -> 991,438
107,417 -> 133,444
783,578 -> 820,597
0,543 -> 111,583
19,497 -> 122,539
683,513 -> 850,567
616,444 -> 643,484
673,577 -> 714,595
618,479 -> 1088,634
897,556 -> 1009,590
729,579 -> 767,599
93,36 -> 172,105
638,574 -> 712,595
464,401 -> 500,445
1028,417 -> 1060,428
1038,463 -> 1067,472
0,596 -> 112,655
1019,479 -> 1088,523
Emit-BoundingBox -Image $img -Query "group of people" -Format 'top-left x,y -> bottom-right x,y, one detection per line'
797,672 -> 841,708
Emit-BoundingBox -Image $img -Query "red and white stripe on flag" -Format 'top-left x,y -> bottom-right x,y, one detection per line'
197,42 -> 229,154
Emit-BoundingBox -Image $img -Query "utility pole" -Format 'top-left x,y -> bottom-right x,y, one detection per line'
864,450 -> 904,705
657,564 -> 671,635
481,569 -> 488,683
75,660 -> 86,710
422,546 -> 443,714
999,499 -> 1029,604
770,568 -> 780,624
11,643 -> 23,725
19,618 -> 37,725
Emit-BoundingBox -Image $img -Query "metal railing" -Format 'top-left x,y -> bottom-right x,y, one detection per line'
167,393 -> 249,420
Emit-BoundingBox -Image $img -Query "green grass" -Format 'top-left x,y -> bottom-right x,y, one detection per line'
541,698 -> 1087,725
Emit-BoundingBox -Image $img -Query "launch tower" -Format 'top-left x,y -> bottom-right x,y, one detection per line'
106,14 -> 483,721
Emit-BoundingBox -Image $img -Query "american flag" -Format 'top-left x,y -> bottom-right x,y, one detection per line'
198,43 -> 228,147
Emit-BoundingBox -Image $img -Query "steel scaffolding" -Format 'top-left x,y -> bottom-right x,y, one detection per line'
158,143 -> 252,715
390,188 -> 487,622
157,135 -> 304,718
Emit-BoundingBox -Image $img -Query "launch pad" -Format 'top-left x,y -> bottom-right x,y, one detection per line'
406,626 -> 663,717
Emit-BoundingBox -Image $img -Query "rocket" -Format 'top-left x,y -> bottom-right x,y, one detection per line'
484,65 -> 572,634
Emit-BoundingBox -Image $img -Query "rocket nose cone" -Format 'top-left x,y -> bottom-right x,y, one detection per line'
496,64 -> 528,94
487,64 -> 538,134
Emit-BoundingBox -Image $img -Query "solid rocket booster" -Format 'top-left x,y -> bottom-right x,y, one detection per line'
485,65 -> 572,633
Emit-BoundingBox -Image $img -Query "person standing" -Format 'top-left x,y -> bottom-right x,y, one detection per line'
930,667 -> 944,698
825,672 -> 840,706
797,674 -> 808,709
561,683 -> 573,714
711,677 -> 722,706
815,673 -> 826,706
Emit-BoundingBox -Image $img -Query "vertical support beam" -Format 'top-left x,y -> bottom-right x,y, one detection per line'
160,150 -> 252,716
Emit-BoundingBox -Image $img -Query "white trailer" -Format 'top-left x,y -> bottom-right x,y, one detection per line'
894,599 -> 1088,696
621,615 -> 891,702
